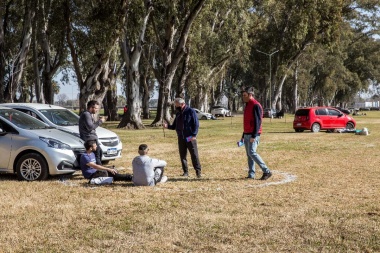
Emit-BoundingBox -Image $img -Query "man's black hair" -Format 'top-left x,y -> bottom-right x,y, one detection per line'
87,100 -> 99,109
84,140 -> 96,150
242,86 -> 254,95
138,144 -> 148,151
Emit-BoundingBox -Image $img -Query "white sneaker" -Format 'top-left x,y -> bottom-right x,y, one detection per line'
159,175 -> 168,184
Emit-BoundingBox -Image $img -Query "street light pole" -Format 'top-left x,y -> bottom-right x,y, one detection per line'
256,49 -> 279,110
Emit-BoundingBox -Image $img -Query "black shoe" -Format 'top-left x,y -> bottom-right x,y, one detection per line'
245,176 -> 254,179
196,172 -> 202,178
259,172 -> 272,180
182,172 -> 189,177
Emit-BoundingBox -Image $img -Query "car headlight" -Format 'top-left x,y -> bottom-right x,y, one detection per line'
39,137 -> 72,150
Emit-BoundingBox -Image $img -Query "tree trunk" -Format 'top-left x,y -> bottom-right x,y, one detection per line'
293,61 -> 299,113
151,0 -> 206,126
141,74 -> 150,119
118,2 -> 153,129
4,1 -> 35,102
104,87 -> 118,121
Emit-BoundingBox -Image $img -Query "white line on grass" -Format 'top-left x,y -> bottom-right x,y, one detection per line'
244,170 -> 297,188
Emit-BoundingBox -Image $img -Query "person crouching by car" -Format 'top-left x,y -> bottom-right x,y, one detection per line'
132,144 -> 168,186
80,140 -> 132,183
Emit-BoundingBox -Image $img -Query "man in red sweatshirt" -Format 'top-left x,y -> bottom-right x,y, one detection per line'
241,87 -> 272,180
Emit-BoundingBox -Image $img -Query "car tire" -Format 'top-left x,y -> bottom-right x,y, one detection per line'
16,153 -> 48,181
346,122 -> 354,129
201,116 -> 207,120
311,123 -> 321,133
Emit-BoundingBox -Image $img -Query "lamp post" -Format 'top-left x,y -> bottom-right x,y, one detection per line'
256,49 -> 279,110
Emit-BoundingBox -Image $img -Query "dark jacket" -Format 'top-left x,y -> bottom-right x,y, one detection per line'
168,105 -> 199,139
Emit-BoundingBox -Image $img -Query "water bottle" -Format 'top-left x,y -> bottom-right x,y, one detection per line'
237,139 -> 244,147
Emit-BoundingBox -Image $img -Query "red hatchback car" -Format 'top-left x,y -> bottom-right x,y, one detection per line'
293,107 -> 356,132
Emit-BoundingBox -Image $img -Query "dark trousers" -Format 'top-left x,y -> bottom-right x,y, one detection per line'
178,137 -> 201,173
91,170 -> 132,181
94,140 -> 103,165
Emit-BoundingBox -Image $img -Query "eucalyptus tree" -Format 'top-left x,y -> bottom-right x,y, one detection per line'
36,0 -> 68,104
63,0 -> 128,111
150,0 -> 206,126
118,0 -> 153,129
1,0 -> 35,102
181,0 -> 255,112
250,0 -> 346,110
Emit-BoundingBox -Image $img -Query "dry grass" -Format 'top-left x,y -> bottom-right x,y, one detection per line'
0,112 -> 379,253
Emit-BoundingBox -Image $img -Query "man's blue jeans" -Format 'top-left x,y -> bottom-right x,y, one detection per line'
243,134 -> 270,178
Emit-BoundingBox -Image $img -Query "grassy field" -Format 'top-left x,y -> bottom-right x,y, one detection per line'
0,112 -> 379,252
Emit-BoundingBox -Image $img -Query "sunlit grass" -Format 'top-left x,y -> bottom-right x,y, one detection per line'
0,112 -> 379,252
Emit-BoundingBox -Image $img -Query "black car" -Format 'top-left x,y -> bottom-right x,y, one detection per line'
333,107 -> 350,115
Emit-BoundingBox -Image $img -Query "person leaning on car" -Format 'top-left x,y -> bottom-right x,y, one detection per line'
79,100 -> 105,165
241,87 -> 272,180
164,97 -> 202,178
80,140 -> 132,182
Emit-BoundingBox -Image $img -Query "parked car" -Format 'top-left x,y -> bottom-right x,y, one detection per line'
194,109 -> 213,120
293,107 -> 356,133
211,106 -> 231,117
0,107 -> 85,181
333,106 -> 350,115
1,103 -> 122,163
263,108 -> 277,118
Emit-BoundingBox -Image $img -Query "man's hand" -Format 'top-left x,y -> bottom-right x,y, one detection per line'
108,168 -> 118,175
250,137 -> 256,143
99,116 -> 107,123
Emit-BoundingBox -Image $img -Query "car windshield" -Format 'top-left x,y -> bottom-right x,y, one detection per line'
39,109 -> 79,126
0,108 -> 51,129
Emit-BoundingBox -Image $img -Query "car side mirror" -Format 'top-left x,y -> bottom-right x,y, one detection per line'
0,128 -> 7,136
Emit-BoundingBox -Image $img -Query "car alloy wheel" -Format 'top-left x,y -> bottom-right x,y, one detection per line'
311,123 -> 321,133
16,153 -> 48,181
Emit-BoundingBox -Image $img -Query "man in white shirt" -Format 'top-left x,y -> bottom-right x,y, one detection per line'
132,144 -> 168,186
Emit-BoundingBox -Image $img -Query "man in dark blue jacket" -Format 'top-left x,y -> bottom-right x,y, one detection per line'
165,98 -> 202,178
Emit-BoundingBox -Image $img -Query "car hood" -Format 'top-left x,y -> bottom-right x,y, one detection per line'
59,125 -> 119,139
31,128 -> 85,148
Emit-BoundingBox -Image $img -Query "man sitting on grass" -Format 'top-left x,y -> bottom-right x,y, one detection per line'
132,144 -> 168,186
80,140 -> 132,183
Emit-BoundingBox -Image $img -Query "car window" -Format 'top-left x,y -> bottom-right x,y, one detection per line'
39,109 -> 79,126
328,109 -> 341,116
0,109 -> 48,129
17,108 -> 43,120
295,109 -> 310,116
315,109 -> 327,115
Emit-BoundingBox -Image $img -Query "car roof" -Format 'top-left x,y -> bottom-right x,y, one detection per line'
1,103 -> 68,110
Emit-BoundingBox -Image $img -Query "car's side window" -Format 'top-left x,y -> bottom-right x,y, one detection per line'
328,109 -> 340,116
316,109 -> 327,115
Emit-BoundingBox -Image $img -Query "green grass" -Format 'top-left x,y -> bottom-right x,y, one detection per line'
0,113 -> 379,252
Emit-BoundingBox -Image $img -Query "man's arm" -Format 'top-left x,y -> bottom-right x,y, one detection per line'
190,108 -> 199,136
81,112 -> 102,131
252,105 -> 262,138
86,162 -> 118,175
150,158 -> 167,168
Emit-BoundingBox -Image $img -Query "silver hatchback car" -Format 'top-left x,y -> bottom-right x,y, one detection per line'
0,107 -> 85,181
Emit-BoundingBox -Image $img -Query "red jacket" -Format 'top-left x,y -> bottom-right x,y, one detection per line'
243,98 -> 263,137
